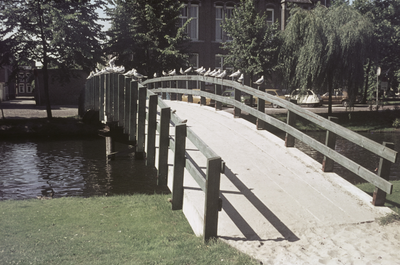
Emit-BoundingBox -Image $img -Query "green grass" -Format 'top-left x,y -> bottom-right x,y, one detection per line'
0,195 -> 259,265
356,180 -> 400,224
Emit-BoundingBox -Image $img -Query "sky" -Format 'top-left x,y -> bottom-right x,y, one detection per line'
97,4 -> 111,32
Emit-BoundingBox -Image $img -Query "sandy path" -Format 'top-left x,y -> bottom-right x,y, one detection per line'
224,220 -> 400,265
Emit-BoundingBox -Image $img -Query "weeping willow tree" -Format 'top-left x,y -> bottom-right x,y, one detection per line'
280,3 -> 375,114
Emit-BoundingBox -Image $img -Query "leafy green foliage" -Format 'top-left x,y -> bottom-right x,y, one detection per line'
1,0 -> 105,72
221,0 -> 282,84
353,0 -> 400,96
105,0 -> 191,77
279,3 -> 374,114
1,0 -> 106,118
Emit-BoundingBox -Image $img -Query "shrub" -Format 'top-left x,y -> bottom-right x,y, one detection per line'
393,118 -> 400,128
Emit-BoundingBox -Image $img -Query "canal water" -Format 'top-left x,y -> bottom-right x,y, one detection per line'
0,137 -> 168,201
0,132 -> 399,201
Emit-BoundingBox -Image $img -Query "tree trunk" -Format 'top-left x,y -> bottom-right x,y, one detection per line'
328,76 -> 333,115
362,59 -> 371,104
37,1 -> 52,119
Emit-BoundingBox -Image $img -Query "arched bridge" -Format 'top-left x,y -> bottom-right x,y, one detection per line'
85,73 -> 398,242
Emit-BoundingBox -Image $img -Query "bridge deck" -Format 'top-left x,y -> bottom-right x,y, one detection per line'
162,101 -> 391,242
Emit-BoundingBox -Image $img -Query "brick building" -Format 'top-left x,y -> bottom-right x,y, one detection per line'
0,65 -> 13,101
16,65 -> 34,97
180,0 -> 329,88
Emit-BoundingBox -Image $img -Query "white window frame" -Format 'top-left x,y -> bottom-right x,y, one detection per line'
18,83 -> 25,93
215,5 -> 234,42
26,84 -> 32,93
266,8 -> 274,27
181,4 -> 199,41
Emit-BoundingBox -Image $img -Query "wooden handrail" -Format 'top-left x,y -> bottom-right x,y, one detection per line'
143,75 -> 397,195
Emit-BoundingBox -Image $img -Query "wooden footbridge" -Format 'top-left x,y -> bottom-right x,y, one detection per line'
84,73 -> 398,242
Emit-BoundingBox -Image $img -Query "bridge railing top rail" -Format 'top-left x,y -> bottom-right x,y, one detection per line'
143,75 -> 398,164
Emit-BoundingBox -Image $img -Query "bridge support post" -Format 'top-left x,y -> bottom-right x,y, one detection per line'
171,123 -> 187,210
93,75 -> 99,111
146,94 -> 158,167
105,74 -> 111,121
372,142 -> 395,206
114,75 -> 123,123
200,80 -> 206,105
322,116 -> 338,172
158,107 -> 171,186
234,88 -> 241,118
99,75 -> 105,122
215,84 -> 222,110
203,156 -> 222,242
123,77 -> 132,133
136,86 -> 146,160
256,86 -> 266,130
285,111 -> 296,147
128,81 -> 138,142
105,136 -> 115,161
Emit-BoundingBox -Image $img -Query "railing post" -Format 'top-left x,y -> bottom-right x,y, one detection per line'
372,142 -> 395,206
186,80 -> 193,103
136,86 -> 146,160
215,84 -> 222,110
170,80 -> 176,100
99,74 -> 105,122
158,107 -> 171,186
123,77 -> 131,133
285,110 -> 296,147
177,79 -> 182,101
187,80 -> 193,103
117,74 -> 125,126
203,156 -> 222,242
146,94 -> 158,167
322,116 -> 338,172
105,74 -> 111,121
129,81 -> 138,142
171,123 -> 187,210
84,78 -> 91,112
234,88 -> 241,118
256,86 -> 265,130
93,75 -> 99,111
200,80 -> 206,105
112,73 -> 119,121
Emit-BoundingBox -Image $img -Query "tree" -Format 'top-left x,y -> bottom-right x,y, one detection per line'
279,3 -> 375,114
105,0 -> 191,77
353,0 -> 400,102
221,0 -> 282,86
1,0 -> 105,119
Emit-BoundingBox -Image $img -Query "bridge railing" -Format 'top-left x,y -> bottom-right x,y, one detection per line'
85,73 -> 222,242
142,75 -> 398,206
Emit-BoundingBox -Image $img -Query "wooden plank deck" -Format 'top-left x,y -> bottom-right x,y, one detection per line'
159,101 -> 392,241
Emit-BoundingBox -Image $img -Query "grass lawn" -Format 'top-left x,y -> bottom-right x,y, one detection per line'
356,180 -> 400,217
0,194 -> 259,265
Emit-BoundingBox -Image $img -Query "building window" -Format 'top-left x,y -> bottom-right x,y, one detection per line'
18,83 -> 25,93
18,73 -> 25,82
180,4 -> 198,41
215,54 -> 224,69
215,5 -> 233,42
266,8 -> 274,26
26,84 -> 33,93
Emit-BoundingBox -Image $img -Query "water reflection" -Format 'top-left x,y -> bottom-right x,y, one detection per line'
1,132 -> 399,200
0,138 -> 168,200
